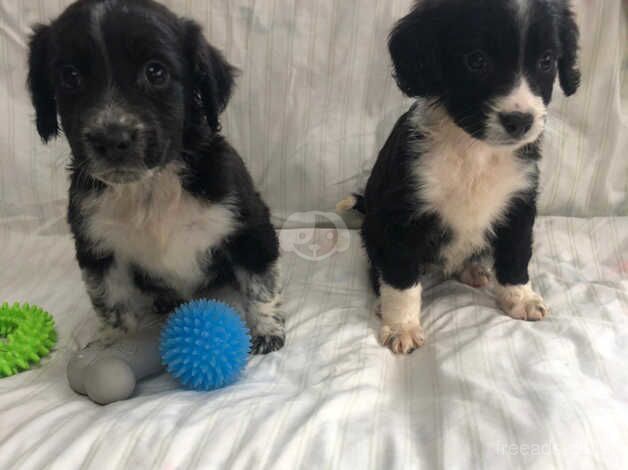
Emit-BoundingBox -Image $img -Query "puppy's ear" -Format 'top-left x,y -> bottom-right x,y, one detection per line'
388,6 -> 441,98
27,25 -> 58,142
183,21 -> 237,132
557,2 -> 581,96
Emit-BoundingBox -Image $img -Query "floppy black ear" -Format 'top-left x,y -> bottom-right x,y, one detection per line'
557,2 -> 581,96
27,24 -> 58,142
184,21 -> 237,132
388,6 -> 441,98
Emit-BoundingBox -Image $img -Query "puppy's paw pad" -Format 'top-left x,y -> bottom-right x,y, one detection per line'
379,323 -> 425,354
251,334 -> 285,355
497,284 -> 549,321
459,263 -> 491,288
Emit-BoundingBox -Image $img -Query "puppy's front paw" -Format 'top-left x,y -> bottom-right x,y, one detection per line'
458,262 -> 491,288
251,334 -> 285,355
379,323 -> 425,354
95,313 -> 147,346
496,283 -> 549,321
97,324 -> 126,346
249,310 -> 285,355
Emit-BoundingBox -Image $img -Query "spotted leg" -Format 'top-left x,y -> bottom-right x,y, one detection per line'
228,222 -> 285,355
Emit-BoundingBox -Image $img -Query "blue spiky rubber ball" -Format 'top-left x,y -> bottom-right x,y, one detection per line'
160,300 -> 250,391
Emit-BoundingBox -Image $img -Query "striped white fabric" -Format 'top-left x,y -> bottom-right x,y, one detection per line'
0,1 -> 627,469
0,219 -> 627,469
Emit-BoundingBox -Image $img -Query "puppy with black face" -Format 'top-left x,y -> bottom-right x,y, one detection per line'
340,0 -> 580,353
27,0 -> 284,354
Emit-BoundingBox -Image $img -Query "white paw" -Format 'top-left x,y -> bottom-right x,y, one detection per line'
458,262 -> 491,288
496,283 -> 549,321
379,323 -> 425,354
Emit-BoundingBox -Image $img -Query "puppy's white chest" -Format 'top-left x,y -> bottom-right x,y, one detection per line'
414,135 -> 533,272
83,169 -> 237,292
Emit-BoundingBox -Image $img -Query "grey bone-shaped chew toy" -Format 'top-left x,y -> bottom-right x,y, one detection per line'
67,324 -> 164,405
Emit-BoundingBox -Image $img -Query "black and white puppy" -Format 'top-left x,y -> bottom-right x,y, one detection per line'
27,0 -> 285,354
339,0 -> 580,354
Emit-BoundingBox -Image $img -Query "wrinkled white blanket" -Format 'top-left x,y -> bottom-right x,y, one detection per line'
1,218 -> 627,469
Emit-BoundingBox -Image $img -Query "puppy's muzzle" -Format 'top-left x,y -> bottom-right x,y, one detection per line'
85,124 -> 140,163
83,111 -> 149,183
498,112 -> 534,139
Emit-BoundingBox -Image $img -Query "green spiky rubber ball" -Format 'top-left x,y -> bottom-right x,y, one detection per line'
0,302 -> 57,377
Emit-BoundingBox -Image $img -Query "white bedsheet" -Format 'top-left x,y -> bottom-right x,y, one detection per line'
1,218 -> 627,469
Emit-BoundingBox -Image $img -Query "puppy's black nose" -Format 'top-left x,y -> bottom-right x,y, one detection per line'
498,112 -> 534,139
85,125 -> 139,159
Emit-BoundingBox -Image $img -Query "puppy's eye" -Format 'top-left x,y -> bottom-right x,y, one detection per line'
537,51 -> 555,72
58,65 -> 82,92
465,50 -> 489,74
144,61 -> 169,88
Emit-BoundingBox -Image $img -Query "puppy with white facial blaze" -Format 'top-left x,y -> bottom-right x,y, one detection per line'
342,0 -> 580,353
27,0 -> 285,354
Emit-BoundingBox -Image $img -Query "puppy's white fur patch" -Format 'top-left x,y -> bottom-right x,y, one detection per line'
90,1 -> 114,76
378,281 -> 425,354
411,103 -> 535,274
83,163 -> 239,298
380,281 -> 422,324
495,282 -> 549,321
514,0 -> 531,23
91,103 -> 142,130
89,1 -> 142,132
486,78 -> 547,146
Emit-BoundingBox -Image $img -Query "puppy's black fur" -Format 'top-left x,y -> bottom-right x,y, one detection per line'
27,0 -> 284,354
